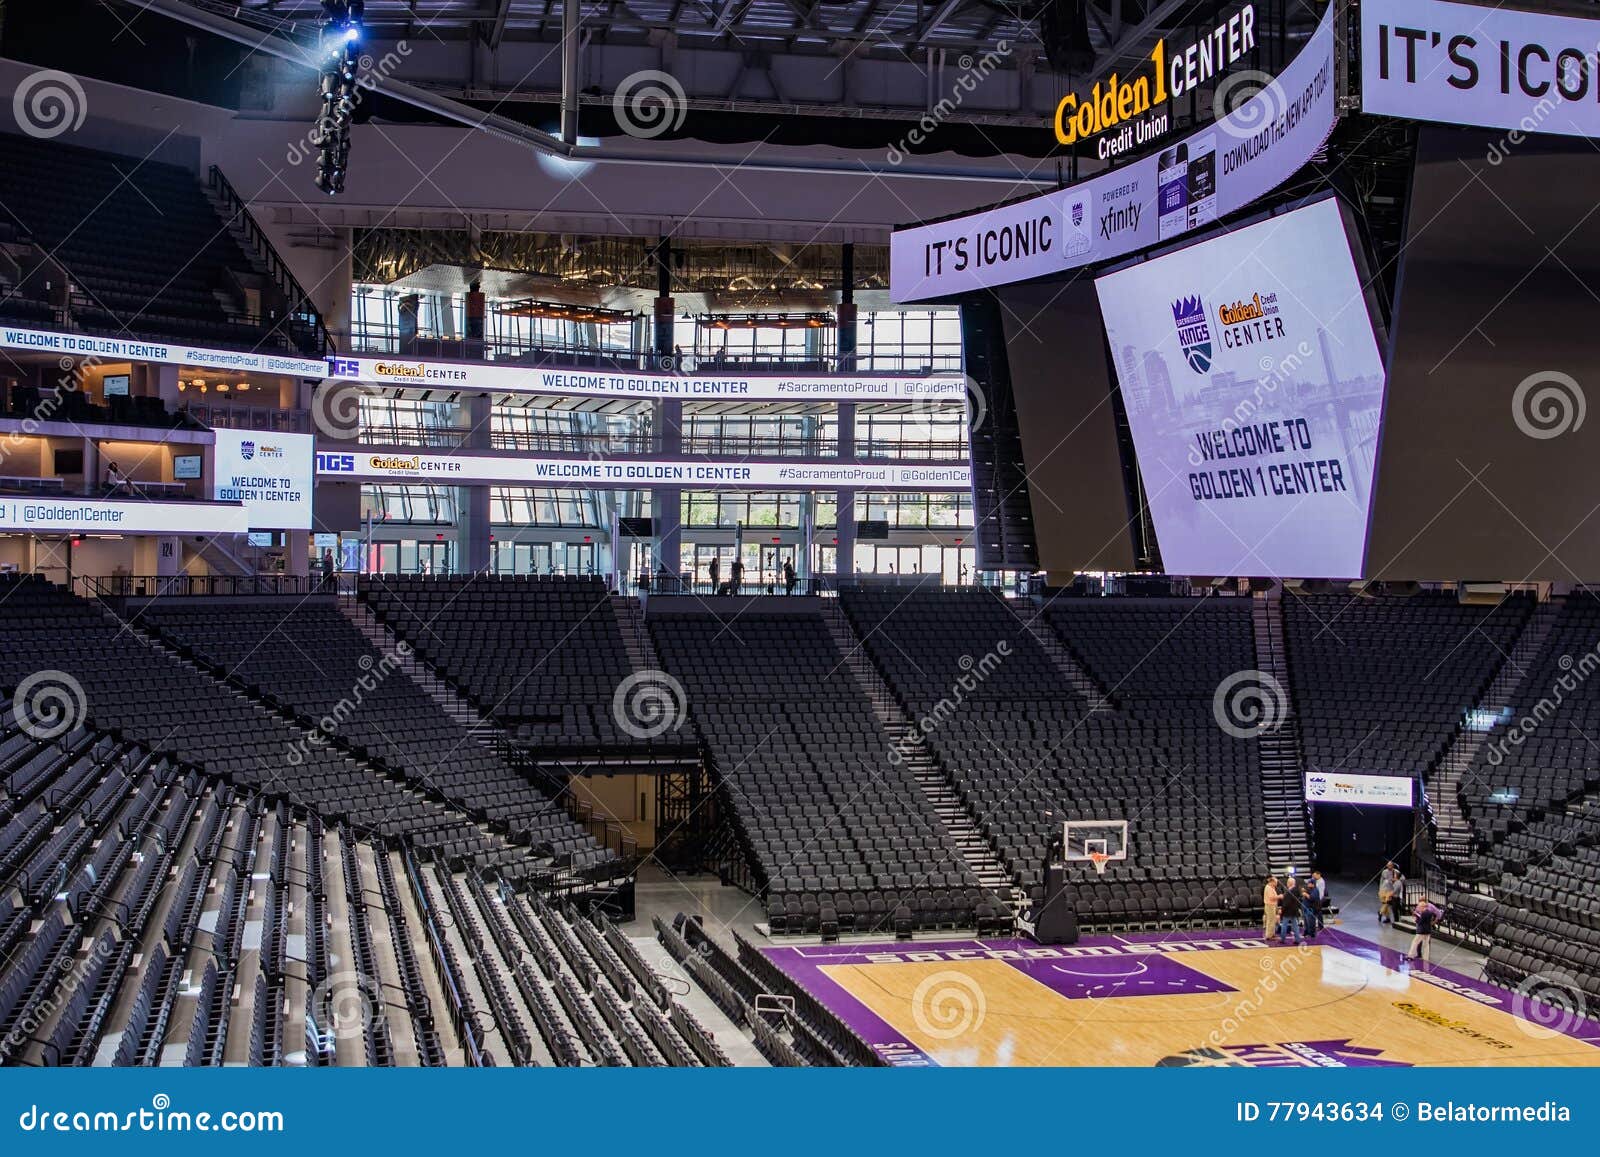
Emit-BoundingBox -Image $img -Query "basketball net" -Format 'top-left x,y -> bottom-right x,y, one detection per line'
1089,851 -> 1110,875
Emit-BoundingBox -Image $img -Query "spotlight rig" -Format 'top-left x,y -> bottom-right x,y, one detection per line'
313,0 -> 364,195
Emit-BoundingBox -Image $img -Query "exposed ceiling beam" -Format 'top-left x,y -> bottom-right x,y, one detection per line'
123,0 -> 1056,183
484,0 -> 514,47
1083,0 -> 1189,84
914,0 -> 967,44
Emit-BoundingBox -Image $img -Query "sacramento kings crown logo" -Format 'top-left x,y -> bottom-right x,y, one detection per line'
1171,295 -> 1213,374
240,440 -> 256,461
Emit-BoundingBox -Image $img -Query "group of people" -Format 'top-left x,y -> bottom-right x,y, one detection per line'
1262,871 -> 1329,945
701,556 -> 798,596
1262,862 -> 1443,965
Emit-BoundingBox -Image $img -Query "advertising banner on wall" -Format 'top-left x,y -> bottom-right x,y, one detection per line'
0,325 -> 327,377
1303,771 -> 1415,809
315,449 -> 971,491
323,355 -> 967,403
888,3 -> 1338,302
0,496 -> 249,536
1094,198 -> 1388,579
213,429 -> 315,529
1361,0 -> 1600,140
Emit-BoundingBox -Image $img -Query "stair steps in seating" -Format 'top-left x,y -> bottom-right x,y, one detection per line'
1253,591 -> 1312,872
819,598 -> 1026,917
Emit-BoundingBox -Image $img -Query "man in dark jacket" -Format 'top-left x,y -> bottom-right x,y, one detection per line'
1276,876 -> 1304,945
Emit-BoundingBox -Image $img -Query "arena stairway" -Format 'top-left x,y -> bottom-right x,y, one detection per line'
1252,590 -> 1313,872
1013,600 -> 1115,712
818,597 -> 1025,919
1430,595 -> 1565,863
339,596 -> 503,750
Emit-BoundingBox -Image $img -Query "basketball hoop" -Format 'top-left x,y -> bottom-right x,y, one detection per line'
1088,851 -> 1110,875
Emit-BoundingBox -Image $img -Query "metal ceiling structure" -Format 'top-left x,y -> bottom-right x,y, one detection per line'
166,0 -> 1327,128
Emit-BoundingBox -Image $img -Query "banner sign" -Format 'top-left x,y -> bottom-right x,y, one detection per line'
0,496 -> 249,535
0,326 -> 327,377
1360,0 -> 1600,140
315,450 -> 971,491
1304,771 -> 1416,809
890,4 -> 1337,302
1054,4 -> 1259,159
213,429 -> 315,529
323,355 -> 967,403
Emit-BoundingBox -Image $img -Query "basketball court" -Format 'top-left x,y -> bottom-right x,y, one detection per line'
761,928 -> 1600,1068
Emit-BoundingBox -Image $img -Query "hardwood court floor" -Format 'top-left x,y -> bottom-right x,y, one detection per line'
762,928 -> 1600,1067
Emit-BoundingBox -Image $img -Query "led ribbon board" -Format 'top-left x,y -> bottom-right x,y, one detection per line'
890,3 -> 1337,302
1361,0 -> 1600,141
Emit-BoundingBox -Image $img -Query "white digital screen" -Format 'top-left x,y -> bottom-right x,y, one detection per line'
172,454 -> 202,480
101,374 -> 130,397
1303,771 -> 1415,810
212,429 -> 314,530
1095,198 -> 1388,578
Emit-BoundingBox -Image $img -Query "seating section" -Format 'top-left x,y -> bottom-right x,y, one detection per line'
0,714 -> 732,1066
2,383 -> 192,432
1454,891 -> 1600,1018
0,134 -> 314,354
0,574 -> 507,866
1282,592 -> 1531,777
1461,599 -> 1600,859
358,575 -> 664,753
134,600 -> 610,871
650,608 -> 987,931
842,590 -> 1264,923
1046,597 -> 1255,714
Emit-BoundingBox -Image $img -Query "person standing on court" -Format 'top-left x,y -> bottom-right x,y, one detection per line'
783,559 -> 797,595
1378,862 -> 1404,925
709,555 -> 720,595
1306,870 -> 1327,937
1277,876 -> 1304,945
1262,875 -> 1280,941
730,557 -> 744,595
1407,898 -> 1442,965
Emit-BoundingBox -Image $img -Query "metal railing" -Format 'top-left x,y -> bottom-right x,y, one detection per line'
208,166 -> 333,357
350,329 -> 962,377
186,401 -> 312,433
77,573 -> 327,599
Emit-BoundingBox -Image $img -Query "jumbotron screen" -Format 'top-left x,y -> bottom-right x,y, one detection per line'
1094,198 -> 1387,578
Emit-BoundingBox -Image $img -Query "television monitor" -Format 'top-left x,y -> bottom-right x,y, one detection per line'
1094,198 -> 1388,578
